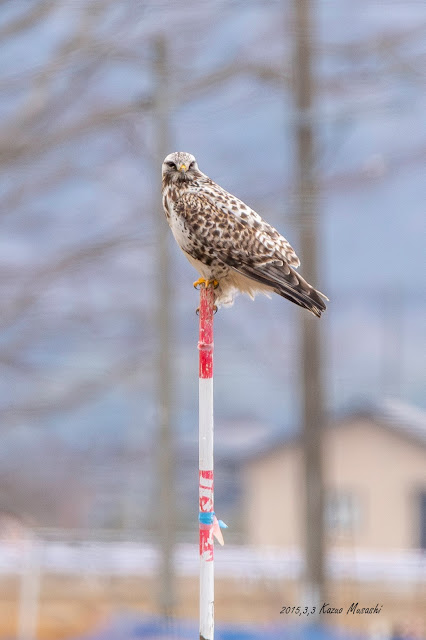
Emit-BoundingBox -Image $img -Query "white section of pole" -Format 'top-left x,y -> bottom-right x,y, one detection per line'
199,377 -> 214,471
199,554 -> 214,640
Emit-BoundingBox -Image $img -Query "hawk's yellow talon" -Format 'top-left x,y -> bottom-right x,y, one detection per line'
193,278 -> 206,289
193,278 -> 219,290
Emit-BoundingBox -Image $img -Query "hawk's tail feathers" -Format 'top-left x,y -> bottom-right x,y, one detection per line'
274,282 -> 327,317
233,262 -> 328,317
273,266 -> 328,317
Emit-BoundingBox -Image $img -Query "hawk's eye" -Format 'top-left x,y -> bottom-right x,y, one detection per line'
189,161 -> 195,169
166,161 -> 176,169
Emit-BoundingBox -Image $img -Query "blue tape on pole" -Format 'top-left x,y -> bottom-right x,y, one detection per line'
199,512 -> 215,524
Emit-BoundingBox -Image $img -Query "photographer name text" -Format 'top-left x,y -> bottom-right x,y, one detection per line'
280,602 -> 383,617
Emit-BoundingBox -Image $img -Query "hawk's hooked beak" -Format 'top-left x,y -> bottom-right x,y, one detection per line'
179,163 -> 187,172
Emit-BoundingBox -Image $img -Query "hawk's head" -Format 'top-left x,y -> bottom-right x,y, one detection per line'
162,151 -> 201,185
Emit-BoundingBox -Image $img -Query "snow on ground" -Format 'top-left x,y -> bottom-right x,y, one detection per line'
0,540 -> 424,583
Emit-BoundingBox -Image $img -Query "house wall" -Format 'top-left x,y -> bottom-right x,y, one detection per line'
244,444 -> 303,547
243,418 -> 426,550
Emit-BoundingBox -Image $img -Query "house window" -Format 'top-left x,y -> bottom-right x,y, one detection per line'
325,490 -> 361,534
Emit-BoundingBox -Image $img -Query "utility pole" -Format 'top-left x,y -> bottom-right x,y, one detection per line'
153,35 -> 175,618
292,0 -> 326,613
18,532 -> 40,640
380,287 -> 403,398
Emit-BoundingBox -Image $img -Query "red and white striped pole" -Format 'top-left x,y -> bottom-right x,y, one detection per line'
198,283 -> 215,640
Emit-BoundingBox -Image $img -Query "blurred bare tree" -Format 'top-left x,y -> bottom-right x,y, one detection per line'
0,2 -> 156,425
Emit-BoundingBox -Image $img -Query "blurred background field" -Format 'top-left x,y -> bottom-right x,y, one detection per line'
0,572 -> 425,639
0,0 -> 425,638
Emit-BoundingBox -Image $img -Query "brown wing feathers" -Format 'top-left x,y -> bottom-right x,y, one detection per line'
177,191 -> 327,317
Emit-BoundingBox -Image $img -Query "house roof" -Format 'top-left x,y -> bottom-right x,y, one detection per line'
360,398 -> 426,447
242,399 -> 426,464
